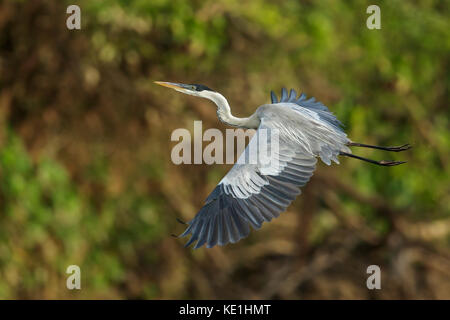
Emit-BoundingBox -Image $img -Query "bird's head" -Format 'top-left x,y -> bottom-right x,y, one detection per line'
154,81 -> 215,98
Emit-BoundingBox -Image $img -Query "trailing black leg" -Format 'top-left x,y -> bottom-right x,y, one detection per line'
171,218 -> 188,238
348,142 -> 412,152
340,152 -> 406,166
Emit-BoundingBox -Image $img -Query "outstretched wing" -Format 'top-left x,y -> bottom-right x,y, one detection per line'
180,118 -> 317,249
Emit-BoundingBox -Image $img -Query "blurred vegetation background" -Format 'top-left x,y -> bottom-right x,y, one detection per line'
0,0 -> 449,299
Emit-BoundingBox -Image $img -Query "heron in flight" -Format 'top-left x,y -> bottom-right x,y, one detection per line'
155,81 -> 411,249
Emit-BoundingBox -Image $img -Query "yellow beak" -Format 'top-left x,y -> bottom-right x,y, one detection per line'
154,81 -> 185,90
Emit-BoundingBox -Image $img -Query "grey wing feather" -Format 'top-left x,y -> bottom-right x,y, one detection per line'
270,91 -> 278,103
280,88 -> 288,101
273,87 -> 344,130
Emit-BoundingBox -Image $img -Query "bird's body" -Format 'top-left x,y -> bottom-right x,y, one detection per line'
155,81 -> 410,249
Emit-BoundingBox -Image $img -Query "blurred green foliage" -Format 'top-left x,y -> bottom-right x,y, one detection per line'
0,0 -> 449,298
0,125 -> 164,298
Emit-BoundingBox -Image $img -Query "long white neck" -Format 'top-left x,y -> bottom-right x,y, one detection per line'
200,91 -> 260,129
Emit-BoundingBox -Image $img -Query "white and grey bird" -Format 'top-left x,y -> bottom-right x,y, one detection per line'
155,81 -> 411,249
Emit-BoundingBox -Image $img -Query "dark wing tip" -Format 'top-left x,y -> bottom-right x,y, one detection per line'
270,91 -> 278,103
180,188 -> 257,249
280,87 -> 288,101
